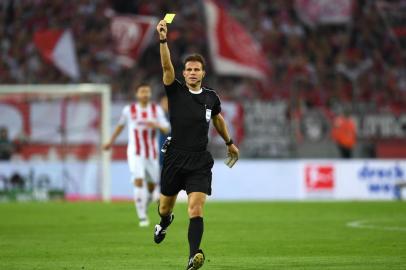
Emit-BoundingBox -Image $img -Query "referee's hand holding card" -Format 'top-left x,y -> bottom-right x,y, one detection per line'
157,20 -> 167,38
224,138 -> 239,168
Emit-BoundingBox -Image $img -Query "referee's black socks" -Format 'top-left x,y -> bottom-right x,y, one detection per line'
188,217 -> 204,257
159,211 -> 172,228
157,204 -> 172,228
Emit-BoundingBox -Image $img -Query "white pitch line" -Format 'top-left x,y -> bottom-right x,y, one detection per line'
346,220 -> 406,232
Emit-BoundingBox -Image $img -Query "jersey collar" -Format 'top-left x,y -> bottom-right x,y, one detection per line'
188,88 -> 203,94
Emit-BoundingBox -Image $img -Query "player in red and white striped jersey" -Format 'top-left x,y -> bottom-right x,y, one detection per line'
103,84 -> 170,227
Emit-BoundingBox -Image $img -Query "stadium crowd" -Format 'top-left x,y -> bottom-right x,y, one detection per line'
1,0 -> 405,115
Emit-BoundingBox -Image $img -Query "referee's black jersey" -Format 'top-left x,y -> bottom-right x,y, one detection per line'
164,79 -> 221,151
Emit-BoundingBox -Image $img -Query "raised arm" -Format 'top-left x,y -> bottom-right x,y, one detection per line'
157,20 -> 175,85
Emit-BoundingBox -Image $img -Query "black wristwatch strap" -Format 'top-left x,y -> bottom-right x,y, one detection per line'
159,39 -> 167,43
225,139 -> 233,146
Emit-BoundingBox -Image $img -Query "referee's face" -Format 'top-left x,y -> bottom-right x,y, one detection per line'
183,61 -> 205,88
135,86 -> 151,105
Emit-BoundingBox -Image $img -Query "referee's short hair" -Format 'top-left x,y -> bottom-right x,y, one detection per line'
183,54 -> 206,70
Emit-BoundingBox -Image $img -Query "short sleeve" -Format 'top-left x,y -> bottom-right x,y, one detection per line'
211,93 -> 221,117
164,79 -> 182,96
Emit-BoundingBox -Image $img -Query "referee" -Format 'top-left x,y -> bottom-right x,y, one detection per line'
154,20 -> 239,270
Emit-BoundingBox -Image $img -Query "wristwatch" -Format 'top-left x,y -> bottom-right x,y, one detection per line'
225,139 -> 233,146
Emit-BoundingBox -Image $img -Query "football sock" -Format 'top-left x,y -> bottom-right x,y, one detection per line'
158,206 -> 172,228
146,191 -> 153,207
133,186 -> 147,220
188,217 -> 204,257
152,187 -> 160,202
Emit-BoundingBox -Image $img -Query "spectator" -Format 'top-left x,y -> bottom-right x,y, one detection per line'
0,0 -> 404,109
0,127 -> 14,160
331,109 -> 357,158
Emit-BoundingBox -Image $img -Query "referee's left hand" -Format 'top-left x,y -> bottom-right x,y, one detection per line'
227,144 -> 239,160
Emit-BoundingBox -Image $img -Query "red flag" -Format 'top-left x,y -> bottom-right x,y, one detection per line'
203,0 -> 270,79
34,29 -> 80,79
111,15 -> 157,67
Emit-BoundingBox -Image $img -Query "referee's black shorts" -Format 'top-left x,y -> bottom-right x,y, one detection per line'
160,147 -> 214,196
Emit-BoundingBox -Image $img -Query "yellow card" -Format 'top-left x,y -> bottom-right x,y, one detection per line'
164,13 -> 176,24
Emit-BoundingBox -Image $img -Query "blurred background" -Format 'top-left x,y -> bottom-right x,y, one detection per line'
0,0 -> 405,201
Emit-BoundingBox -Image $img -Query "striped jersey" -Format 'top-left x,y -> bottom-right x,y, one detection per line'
119,102 -> 170,159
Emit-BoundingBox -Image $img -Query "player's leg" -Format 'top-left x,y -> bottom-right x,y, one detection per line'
133,177 -> 149,227
145,158 -> 160,206
144,172 -> 155,209
147,182 -> 156,201
158,193 -> 177,216
154,194 -> 177,244
154,148 -> 183,243
186,192 -> 206,270
184,151 -> 213,270
128,154 -> 149,226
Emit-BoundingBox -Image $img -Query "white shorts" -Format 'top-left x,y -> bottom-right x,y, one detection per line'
127,154 -> 160,184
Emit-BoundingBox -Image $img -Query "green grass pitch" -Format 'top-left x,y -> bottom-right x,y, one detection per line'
0,201 -> 405,270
